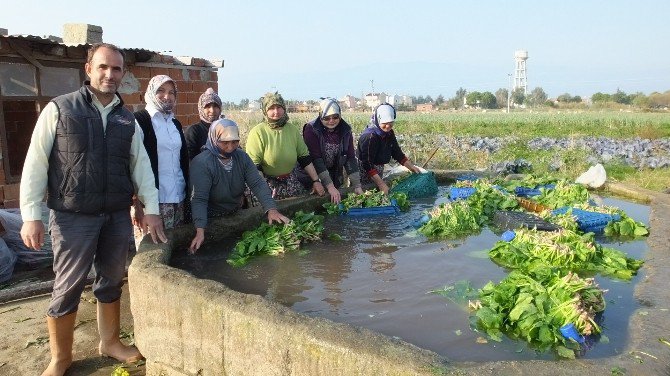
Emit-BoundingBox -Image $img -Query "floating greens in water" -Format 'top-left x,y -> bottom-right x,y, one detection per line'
495,175 -> 559,193
429,280 -> 479,307
604,215 -> 649,237
474,267 -> 606,358
534,180 -> 590,209
418,180 -> 518,238
426,175 -> 647,358
323,190 -> 410,214
540,202 -> 650,238
418,201 -> 481,238
489,228 -> 643,281
227,211 -> 324,267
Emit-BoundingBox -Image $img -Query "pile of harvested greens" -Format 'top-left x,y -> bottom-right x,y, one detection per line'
418,180 -> 518,238
323,190 -> 410,214
488,228 -> 643,281
227,211 -> 323,267
541,203 -> 649,238
474,266 -> 606,358
425,175 -> 648,358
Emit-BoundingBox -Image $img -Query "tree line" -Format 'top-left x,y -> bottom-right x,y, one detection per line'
221,89 -> 670,111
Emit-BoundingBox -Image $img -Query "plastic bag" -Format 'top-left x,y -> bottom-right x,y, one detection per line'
382,164 -> 427,179
0,237 -> 17,283
575,164 -> 607,188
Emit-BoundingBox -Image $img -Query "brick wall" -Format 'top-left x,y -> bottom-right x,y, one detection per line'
0,65 -> 219,208
120,63 -> 218,126
0,58 -> 218,209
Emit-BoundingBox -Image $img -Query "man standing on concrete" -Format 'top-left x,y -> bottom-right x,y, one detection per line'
20,43 -> 167,376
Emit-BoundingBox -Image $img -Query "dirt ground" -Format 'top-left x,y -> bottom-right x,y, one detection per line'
0,284 -> 145,376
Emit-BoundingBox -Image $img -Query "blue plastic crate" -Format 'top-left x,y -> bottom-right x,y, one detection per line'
514,184 -> 556,198
340,199 -> 400,216
552,207 -> 621,234
456,173 -> 480,182
449,187 -> 476,200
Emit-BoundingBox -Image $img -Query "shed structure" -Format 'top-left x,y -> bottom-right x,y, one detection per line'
0,24 -> 223,208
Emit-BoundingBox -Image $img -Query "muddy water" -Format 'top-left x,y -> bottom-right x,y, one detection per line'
173,190 -> 649,361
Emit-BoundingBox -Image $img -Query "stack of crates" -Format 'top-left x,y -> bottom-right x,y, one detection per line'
390,172 -> 438,199
552,207 -> 621,234
493,210 -> 560,232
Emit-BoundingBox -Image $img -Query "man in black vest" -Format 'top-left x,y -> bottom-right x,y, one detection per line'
19,43 -> 167,376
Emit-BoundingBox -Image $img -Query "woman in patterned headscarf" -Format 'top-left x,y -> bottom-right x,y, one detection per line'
245,92 -> 325,200
299,97 -> 364,204
132,75 -> 189,232
185,87 -> 223,160
189,119 -> 289,253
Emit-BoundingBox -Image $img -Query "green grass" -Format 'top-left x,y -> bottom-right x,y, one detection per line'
226,110 -> 670,192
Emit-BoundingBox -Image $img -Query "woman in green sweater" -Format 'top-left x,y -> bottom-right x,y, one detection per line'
245,92 -> 325,199
189,119 -> 289,253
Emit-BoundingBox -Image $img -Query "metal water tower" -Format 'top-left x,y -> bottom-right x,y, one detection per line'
514,50 -> 528,94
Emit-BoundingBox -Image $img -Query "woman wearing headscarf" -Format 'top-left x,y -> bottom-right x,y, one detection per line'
357,103 -> 421,194
245,92 -> 325,200
299,98 -> 363,204
133,75 -> 189,231
189,119 -> 290,253
185,87 -> 223,160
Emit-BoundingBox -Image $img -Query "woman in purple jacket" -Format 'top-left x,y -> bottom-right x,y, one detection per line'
301,98 -> 363,203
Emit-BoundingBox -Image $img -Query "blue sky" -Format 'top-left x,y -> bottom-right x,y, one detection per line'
2,0 -> 669,102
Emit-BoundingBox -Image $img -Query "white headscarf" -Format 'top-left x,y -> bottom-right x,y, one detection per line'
144,75 -> 177,114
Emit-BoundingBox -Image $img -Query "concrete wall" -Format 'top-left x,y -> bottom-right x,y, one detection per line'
129,175 -> 670,375
129,195 -> 449,376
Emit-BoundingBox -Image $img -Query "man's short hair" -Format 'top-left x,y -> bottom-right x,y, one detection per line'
87,43 -> 126,65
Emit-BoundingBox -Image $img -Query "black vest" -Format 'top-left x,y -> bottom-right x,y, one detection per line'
47,85 -> 136,214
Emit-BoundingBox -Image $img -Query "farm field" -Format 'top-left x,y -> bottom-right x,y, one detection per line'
226,110 -> 670,192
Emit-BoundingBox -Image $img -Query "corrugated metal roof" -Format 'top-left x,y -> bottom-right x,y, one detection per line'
0,34 -> 221,67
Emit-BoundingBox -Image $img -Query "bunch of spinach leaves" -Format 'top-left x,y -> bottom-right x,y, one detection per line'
227,211 -> 324,267
323,190 -> 410,214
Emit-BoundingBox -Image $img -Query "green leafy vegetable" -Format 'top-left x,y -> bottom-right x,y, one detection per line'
534,180 -> 590,209
419,180 -> 518,238
323,190 -> 410,214
489,228 -> 643,281
418,201 -> 481,238
227,211 -> 324,267
604,215 -> 649,237
473,267 -> 606,358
